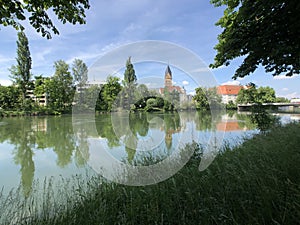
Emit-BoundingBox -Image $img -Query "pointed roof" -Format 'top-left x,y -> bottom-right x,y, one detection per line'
165,65 -> 172,78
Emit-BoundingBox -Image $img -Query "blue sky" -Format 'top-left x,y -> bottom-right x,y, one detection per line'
0,0 -> 299,98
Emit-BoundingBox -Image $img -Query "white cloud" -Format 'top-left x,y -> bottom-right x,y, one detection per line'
282,88 -> 289,92
273,74 -> 300,80
221,80 -> 241,85
281,92 -> 300,100
182,80 -> 189,85
0,79 -> 12,86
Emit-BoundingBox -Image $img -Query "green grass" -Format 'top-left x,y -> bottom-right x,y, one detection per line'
1,122 -> 300,225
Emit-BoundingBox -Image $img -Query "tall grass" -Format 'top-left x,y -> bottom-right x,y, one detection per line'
1,122 -> 300,225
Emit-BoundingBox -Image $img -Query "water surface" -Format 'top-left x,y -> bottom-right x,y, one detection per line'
0,111 -> 299,195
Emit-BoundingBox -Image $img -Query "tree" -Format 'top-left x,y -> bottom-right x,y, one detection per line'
47,60 -> 74,112
256,86 -> 276,103
210,0 -> 300,79
236,87 -> 257,104
0,0 -> 90,39
236,86 -> 276,104
123,56 -> 137,86
100,76 -> 122,111
193,87 -> 209,109
9,31 -> 32,106
121,57 -> 137,110
193,87 -> 222,110
0,85 -> 21,110
72,59 -> 88,87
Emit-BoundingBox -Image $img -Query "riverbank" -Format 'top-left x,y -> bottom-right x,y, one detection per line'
1,122 -> 300,225
0,108 -> 62,117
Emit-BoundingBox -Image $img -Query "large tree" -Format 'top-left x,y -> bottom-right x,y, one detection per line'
47,60 -> 74,112
210,0 -> 300,79
236,86 -> 276,104
121,57 -> 137,109
9,31 -> 32,106
0,0 -> 90,39
99,75 -> 122,111
193,87 -> 222,110
123,56 -> 137,86
72,58 -> 88,87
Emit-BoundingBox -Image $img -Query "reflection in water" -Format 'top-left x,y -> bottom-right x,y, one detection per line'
0,111 -> 298,195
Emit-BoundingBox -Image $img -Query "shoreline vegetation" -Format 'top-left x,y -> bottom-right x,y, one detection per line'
1,122 -> 300,225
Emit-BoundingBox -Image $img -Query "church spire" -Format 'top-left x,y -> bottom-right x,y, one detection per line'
165,65 -> 172,87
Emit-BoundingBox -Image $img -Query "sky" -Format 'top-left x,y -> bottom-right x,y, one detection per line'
0,0 -> 299,99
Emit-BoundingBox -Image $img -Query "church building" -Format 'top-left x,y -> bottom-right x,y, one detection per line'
159,65 -> 187,102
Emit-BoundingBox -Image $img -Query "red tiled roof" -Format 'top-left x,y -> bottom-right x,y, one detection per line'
217,85 -> 243,95
217,121 -> 242,131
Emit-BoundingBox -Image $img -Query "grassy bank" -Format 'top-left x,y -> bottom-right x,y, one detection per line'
1,122 -> 300,225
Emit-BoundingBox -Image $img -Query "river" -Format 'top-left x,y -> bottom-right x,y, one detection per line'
0,111 -> 299,196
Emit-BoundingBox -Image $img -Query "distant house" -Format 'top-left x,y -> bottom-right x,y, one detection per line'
291,98 -> 300,103
26,89 -> 48,106
217,85 -> 243,104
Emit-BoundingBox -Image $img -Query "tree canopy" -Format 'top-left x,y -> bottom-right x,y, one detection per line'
210,0 -> 300,79
0,0 -> 90,39
236,86 -> 276,104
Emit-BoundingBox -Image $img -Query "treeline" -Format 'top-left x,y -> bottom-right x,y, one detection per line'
75,57 -> 194,113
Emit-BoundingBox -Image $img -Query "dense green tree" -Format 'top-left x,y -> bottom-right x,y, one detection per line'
121,57 -> 137,110
236,87 -> 257,104
210,0 -> 300,78
47,60 -> 74,112
123,57 -> 137,86
0,85 -> 21,110
9,31 -> 32,107
236,86 -> 276,104
256,86 -> 276,103
193,87 -> 208,109
0,0 -> 90,39
72,59 -> 88,87
276,97 -> 290,103
101,76 -> 122,111
193,87 -> 222,110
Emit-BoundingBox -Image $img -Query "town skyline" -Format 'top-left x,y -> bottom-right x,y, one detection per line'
0,0 -> 299,99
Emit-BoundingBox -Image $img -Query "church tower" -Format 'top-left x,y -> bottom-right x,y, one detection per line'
164,65 -> 172,87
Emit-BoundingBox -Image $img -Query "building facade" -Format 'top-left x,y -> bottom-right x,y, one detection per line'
217,85 -> 243,104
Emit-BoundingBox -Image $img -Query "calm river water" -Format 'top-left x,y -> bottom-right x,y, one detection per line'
0,111 -> 299,196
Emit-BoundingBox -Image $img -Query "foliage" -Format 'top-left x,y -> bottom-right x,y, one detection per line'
123,57 -> 137,87
236,86 -> 276,104
256,86 -> 276,103
226,100 -> 237,110
120,57 -> 137,110
97,76 -> 122,111
210,0 -> 300,78
0,85 -> 21,110
0,0 -> 90,39
72,58 -> 88,87
193,87 -> 222,110
46,60 -> 74,112
9,31 -> 32,106
276,96 -> 290,103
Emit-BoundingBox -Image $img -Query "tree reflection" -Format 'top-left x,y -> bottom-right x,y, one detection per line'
0,116 -> 78,196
